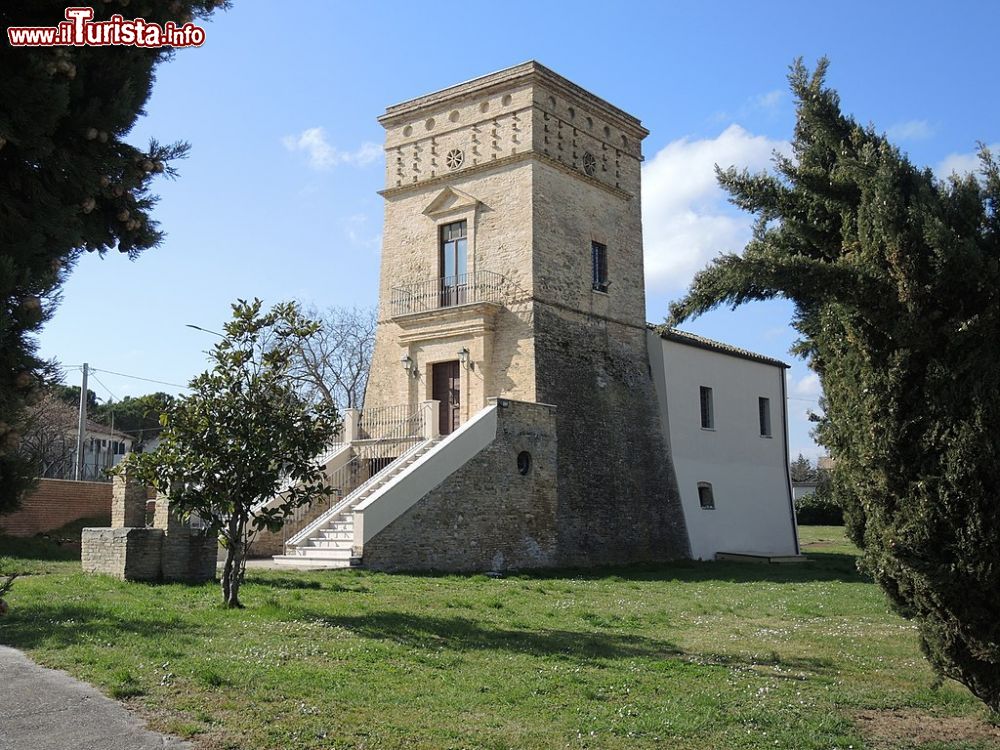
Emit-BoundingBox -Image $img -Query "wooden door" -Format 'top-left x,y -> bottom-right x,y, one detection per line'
432,361 -> 461,435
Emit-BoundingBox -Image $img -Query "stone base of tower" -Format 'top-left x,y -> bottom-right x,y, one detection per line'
534,305 -> 691,566
353,308 -> 692,572
359,399 -> 559,573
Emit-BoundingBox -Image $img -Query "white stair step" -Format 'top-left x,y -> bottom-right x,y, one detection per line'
275,436 -> 445,566
307,539 -> 352,549
319,530 -> 353,540
272,555 -> 352,569
294,547 -> 351,559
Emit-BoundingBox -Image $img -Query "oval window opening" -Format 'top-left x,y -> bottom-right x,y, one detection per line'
517,451 -> 532,475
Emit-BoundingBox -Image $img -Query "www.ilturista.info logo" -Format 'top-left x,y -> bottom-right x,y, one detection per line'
7,7 -> 206,48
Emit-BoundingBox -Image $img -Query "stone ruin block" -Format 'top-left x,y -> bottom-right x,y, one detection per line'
110,463 -> 147,528
81,527 -> 164,581
82,458 -> 218,582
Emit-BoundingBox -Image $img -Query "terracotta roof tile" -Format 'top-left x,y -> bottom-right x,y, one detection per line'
649,325 -> 790,369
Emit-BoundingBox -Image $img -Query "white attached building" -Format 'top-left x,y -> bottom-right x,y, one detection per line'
649,328 -> 799,560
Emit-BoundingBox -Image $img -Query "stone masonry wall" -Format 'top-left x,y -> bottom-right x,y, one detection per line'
534,307 -> 691,565
81,527 -> 163,581
160,528 -> 217,582
81,469 -> 217,582
365,161 -> 537,414
362,399 -> 558,572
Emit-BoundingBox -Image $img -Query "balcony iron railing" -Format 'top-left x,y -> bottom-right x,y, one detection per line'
356,403 -> 426,441
390,270 -> 515,317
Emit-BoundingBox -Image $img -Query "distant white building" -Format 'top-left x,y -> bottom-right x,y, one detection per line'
78,420 -> 134,481
792,481 -> 819,501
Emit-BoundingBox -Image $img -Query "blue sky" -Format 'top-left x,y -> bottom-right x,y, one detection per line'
37,0 -> 999,460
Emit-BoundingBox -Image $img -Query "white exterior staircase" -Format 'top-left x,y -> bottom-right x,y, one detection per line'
272,437 -> 441,568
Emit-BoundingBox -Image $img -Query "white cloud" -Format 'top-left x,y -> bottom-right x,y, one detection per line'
342,213 -> 381,250
707,89 -> 785,124
282,127 -> 381,169
935,143 -> 1000,179
794,372 -> 822,398
641,124 -> 791,293
753,89 -> 783,111
886,119 -> 934,142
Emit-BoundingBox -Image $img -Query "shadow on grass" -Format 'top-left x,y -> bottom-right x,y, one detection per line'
0,533 -> 80,563
244,575 -> 325,590
314,609 -> 683,662
685,649 -> 836,675
311,610 -> 837,676
0,601 -> 200,651
656,551 -> 865,585
370,551 -> 866,586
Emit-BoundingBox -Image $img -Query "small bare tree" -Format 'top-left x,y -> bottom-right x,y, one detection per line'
18,393 -> 79,479
288,305 -> 376,410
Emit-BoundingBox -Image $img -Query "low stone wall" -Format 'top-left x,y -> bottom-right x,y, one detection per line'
161,529 -> 218,582
81,465 -> 217,583
361,399 -> 559,572
81,528 -> 164,580
0,479 -> 111,537
81,526 -> 217,582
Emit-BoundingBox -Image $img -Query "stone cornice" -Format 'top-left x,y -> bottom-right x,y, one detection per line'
379,151 -> 633,202
378,61 -> 649,141
394,301 -> 502,343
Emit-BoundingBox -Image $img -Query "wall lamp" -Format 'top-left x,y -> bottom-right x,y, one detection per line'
458,347 -> 471,369
400,354 -> 417,377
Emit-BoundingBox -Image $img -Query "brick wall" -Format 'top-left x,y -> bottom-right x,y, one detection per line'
0,479 -> 112,537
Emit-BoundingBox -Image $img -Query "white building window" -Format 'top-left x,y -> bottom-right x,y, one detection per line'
759,397 -> 772,437
699,386 -> 714,429
697,482 -> 715,509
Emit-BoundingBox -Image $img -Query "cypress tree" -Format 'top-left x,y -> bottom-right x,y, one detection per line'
0,1 -> 225,513
669,59 -> 1000,712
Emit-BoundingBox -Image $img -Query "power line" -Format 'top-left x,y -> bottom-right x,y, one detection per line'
89,372 -> 119,402
89,367 -> 190,390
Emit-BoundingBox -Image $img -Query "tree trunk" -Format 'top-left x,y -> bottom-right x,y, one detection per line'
220,515 -> 246,608
221,546 -> 233,603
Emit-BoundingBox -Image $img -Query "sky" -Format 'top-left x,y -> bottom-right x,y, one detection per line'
35,0 -> 1000,460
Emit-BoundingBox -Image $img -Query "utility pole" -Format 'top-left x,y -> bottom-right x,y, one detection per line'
75,363 -> 88,481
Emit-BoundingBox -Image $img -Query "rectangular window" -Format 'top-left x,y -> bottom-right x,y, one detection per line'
700,386 -> 714,429
759,397 -> 772,437
591,241 -> 608,292
698,482 -> 715,509
439,220 -> 468,306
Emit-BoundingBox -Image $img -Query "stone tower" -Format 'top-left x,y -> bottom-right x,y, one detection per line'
365,62 -> 689,564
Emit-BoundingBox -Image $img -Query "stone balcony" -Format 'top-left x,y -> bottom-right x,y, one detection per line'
389,270 -> 516,321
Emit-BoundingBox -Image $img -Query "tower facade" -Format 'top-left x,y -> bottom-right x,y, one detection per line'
365,62 -> 689,564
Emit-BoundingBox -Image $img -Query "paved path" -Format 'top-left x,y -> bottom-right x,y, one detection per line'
0,646 -> 190,750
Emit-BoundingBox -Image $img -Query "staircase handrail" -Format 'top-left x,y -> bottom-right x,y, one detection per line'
285,437 -> 431,549
250,440 -> 348,515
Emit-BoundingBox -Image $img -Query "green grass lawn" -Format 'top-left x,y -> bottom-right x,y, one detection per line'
1,525 -> 997,750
